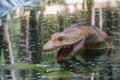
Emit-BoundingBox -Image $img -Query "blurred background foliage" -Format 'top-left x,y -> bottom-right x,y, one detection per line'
0,0 -> 120,79
4,6 -> 119,63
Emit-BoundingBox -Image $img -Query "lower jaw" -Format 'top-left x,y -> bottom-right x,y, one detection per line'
57,45 -> 73,61
57,40 -> 83,61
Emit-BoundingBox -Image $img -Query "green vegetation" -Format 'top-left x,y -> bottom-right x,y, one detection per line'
0,3 -> 119,79
0,63 -> 47,70
8,18 -> 21,62
43,11 -> 87,43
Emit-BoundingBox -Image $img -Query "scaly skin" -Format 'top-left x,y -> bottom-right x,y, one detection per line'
43,22 -> 109,61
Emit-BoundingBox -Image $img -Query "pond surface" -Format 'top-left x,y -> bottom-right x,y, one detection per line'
0,40 -> 120,80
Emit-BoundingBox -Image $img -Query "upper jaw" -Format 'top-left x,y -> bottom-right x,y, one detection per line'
43,40 -> 65,51
43,38 -> 84,52
43,40 -> 56,51
43,40 -> 74,51
43,42 -> 72,52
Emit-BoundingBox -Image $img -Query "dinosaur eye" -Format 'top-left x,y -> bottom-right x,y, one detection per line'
58,37 -> 63,41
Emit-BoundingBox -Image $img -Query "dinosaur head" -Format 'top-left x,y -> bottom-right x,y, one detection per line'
43,22 -> 108,61
43,28 -> 85,61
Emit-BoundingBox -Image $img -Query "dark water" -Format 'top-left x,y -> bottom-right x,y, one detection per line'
0,40 -> 120,80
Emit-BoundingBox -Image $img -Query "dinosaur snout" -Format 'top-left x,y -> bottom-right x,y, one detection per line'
43,40 -> 56,51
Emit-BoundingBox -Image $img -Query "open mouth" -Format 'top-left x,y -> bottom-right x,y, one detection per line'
57,39 -> 83,61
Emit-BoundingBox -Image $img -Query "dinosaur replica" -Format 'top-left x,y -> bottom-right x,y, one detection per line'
43,22 -> 109,62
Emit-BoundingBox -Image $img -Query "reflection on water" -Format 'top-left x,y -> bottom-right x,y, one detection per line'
0,41 -> 120,80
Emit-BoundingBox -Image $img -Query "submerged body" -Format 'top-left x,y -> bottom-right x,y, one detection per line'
43,22 -> 109,61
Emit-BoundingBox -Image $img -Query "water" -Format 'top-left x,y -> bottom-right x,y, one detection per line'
0,42 -> 120,80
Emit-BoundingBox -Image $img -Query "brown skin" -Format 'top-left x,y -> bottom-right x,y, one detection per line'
43,22 -> 108,61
